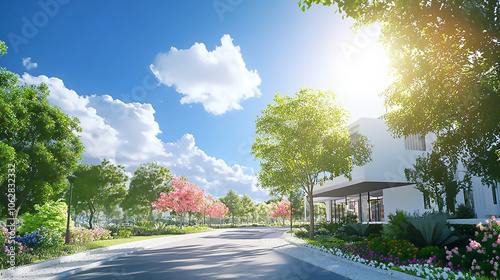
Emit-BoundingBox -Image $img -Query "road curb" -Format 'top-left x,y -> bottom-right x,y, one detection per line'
1,230 -> 221,279
279,233 -> 421,280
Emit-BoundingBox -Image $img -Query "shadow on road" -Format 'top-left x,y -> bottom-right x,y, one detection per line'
63,229 -> 349,280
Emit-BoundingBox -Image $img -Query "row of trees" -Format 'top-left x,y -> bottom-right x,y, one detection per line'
0,39 -> 327,231
152,176 -> 228,228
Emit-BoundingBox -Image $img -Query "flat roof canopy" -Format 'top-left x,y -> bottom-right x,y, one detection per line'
313,180 -> 413,198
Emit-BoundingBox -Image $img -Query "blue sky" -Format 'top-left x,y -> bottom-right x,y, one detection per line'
0,0 -> 392,202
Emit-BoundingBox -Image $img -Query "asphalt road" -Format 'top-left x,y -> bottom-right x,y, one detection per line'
62,227 -> 351,280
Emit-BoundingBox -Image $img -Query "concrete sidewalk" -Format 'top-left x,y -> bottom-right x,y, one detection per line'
1,230 -> 221,280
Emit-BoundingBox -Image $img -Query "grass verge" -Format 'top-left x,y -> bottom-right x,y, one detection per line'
1,233 -> 191,270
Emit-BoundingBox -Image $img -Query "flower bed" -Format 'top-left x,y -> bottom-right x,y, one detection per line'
295,216 -> 500,280
65,228 -> 112,243
1,226 -> 33,256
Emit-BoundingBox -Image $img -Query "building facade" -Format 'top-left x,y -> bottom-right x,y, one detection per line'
312,118 -> 500,223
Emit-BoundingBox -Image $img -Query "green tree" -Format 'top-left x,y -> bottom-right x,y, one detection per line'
0,40 -> 84,228
255,202 -> 271,224
72,159 -> 128,229
299,0 -> 500,194
240,194 -> 255,224
405,152 -> 472,214
121,162 -> 172,221
313,202 -> 327,222
220,189 -> 241,225
252,88 -> 372,238
289,189 -> 304,221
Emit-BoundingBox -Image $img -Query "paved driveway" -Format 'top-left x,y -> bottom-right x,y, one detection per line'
62,227 -> 350,280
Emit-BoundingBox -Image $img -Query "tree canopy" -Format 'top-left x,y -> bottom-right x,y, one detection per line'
220,189 -> 241,225
121,162 -> 172,221
71,159 -> 128,229
0,40 -> 84,224
405,152 -> 472,213
252,88 -> 372,238
240,194 -> 255,223
151,176 -> 205,228
299,0 -> 500,190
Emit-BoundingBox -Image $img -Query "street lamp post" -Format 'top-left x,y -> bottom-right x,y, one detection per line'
65,174 -> 77,244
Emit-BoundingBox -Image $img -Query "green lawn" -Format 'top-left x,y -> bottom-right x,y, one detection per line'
1,234 -> 177,270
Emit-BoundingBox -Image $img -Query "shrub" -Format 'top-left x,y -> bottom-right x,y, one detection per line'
405,212 -> 459,248
319,221 -> 344,236
342,223 -> 370,237
365,224 -> 383,236
343,238 -> 420,266
309,237 -> 347,249
16,227 -> 63,248
381,210 -> 408,240
294,228 -> 309,239
454,204 -> 475,219
338,213 -> 358,225
419,245 -> 446,262
134,221 -> 151,228
106,224 -> 121,235
19,199 -> 73,235
118,229 -> 132,238
446,216 -> 500,278
153,222 -> 167,231
0,226 -> 33,268
68,228 -> 112,243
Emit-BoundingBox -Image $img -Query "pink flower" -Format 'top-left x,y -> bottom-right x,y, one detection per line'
470,240 -> 481,250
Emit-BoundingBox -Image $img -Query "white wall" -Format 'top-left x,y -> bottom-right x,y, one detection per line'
315,117 -> 500,220
383,185 -> 428,218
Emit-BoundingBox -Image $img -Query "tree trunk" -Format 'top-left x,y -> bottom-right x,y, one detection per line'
148,207 -> 153,222
179,213 -> 184,229
88,200 -> 95,229
308,191 -> 315,239
290,191 -> 293,233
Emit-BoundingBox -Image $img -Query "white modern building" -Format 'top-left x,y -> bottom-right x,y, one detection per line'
313,118 -> 500,223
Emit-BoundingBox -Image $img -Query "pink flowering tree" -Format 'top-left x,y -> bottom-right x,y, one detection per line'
201,194 -> 215,226
270,199 -> 292,226
210,201 -> 229,228
151,176 -> 205,228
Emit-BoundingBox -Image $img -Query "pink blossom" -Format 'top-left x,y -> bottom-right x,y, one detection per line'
270,199 -> 292,222
470,240 -> 481,250
152,176 -> 206,227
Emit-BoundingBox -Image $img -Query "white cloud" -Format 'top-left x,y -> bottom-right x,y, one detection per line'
19,74 -> 267,201
155,134 -> 267,200
150,34 -> 261,115
22,57 -> 38,70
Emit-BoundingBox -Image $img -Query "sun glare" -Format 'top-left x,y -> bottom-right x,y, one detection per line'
342,45 -> 392,94
331,39 -> 394,120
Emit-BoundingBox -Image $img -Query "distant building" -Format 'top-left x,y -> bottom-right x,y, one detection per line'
313,118 -> 499,223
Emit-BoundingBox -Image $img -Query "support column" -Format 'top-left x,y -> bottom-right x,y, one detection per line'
334,200 -> 337,223
326,200 -> 332,222
358,193 -> 363,223
367,192 -> 371,223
